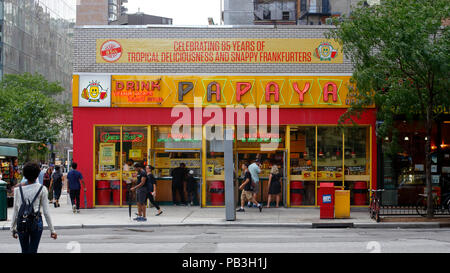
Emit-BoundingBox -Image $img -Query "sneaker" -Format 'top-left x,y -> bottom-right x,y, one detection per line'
137,217 -> 147,222
247,202 -> 251,208
236,208 -> 245,212
258,204 -> 262,212
72,205 -> 76,213
76,210 -> 80,213
133,216 -> 142,221
156,211 -> 163,216
54,202 -> 57,208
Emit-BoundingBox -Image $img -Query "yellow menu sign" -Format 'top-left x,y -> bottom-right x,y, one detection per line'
96,39 -> 343,64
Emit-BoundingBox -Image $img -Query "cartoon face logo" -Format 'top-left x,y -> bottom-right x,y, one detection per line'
314,42 -> 337,61
90,86 -> 100,99
81,81 -> 108,103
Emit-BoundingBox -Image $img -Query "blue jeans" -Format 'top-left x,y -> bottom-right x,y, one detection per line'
18,216 -> 43,253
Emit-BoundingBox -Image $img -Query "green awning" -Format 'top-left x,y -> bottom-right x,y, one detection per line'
0,146 -> 18,157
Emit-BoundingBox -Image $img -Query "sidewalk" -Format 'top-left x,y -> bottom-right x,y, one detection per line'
1,192 -> 449,230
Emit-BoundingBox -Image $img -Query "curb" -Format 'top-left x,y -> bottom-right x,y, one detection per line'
2,222 -> 447,230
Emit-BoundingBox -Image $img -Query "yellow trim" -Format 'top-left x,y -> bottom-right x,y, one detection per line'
119,126 -> 123,206
315,126 -> 318,207
72,75 -> 79,107
201,126 -> 207,207
342,128 -> 345,185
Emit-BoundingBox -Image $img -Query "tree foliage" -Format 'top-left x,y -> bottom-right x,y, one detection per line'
327,0 -> 450,218
0,73 -> 72,160
327,0 -> 450,138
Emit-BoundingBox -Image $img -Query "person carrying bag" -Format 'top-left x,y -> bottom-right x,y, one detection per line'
11,162 -> 57,253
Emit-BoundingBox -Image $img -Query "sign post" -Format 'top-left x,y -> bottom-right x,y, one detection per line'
224,128 -> 235,221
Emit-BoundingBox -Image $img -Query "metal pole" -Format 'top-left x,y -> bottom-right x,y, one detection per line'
224,128 -> 235,221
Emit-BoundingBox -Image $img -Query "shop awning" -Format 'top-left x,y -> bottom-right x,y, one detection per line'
0,138 -> 40,145
0,146 -> 18,157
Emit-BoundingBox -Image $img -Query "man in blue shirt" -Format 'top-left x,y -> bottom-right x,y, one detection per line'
67,162 -> 86,213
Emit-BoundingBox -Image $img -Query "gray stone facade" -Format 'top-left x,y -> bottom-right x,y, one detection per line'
74,25 -> 353,74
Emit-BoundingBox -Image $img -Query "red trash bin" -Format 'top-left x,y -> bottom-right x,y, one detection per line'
111,180 -> 121,205
319,182 -> 335,219
290,181 -> 304,206
96,180 -> 111,205
210,181 -> 225,206
353,181 -> 367,205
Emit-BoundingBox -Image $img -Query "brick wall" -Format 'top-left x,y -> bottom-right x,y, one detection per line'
73,25 -> 353,74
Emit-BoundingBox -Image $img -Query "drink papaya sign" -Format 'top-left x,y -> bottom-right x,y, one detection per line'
96,39 -> 343,64
73,75 -> 373,108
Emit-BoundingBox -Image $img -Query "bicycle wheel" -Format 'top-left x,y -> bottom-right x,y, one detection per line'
416,196 -> 427,217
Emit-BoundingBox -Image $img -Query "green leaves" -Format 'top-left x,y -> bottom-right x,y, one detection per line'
326,0 -> 450,138
0,73 -> 72,150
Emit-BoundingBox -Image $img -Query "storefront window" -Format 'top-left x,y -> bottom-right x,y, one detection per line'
236,125 -> 285,149
122,126 -> 148,205
150,126 -> 201,205
290,126 -> 315,206
344,127 -> 370,205
317,127 -> 343,187
95,126 -> 121,206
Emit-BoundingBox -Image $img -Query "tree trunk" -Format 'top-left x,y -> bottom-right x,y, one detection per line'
425,107 -> 433,219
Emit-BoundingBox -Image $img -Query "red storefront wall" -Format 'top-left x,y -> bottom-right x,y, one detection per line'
73,107 -> 377,208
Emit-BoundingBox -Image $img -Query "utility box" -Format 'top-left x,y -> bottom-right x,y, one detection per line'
335,190 -> 350,219
319,182 -> 335,219
0,181 -> 7,221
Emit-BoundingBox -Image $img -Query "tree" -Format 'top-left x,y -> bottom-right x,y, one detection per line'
0,73 -> 72,162
327,0 -> 450,218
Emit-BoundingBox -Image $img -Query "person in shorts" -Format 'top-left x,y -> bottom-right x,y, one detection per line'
131,163 -> 148,222
237,163 -> 262,212
248,158 -> 262,207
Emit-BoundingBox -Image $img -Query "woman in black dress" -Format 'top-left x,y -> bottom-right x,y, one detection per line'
267,165 -> 282,208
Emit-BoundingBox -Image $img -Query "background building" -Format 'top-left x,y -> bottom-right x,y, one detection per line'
109,11 -> 172,25
0,0 -> 76,166
223,0 -> 374,25
76,0 -> 127,25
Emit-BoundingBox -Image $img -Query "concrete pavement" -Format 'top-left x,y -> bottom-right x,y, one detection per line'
1,191 -> 449,231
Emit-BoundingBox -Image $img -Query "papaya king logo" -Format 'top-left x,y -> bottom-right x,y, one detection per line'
81,81 -> 108,103
100,40 -> 123,62
314,42 -> 337,61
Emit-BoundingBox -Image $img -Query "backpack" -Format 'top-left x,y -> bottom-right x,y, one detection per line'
16,184 -> 43,233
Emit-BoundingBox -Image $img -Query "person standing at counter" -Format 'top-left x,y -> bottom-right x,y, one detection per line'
131,163 -> 148,221
171,163 -> 187,206
186,170 -> 197,206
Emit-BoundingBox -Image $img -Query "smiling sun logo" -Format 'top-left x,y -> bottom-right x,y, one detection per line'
81,81 -> 108,102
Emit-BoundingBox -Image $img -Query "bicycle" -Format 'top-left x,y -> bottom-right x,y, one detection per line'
368,189 -> 384,222
415,192 -> 450,217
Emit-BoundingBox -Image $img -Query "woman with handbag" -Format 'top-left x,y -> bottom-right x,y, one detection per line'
10,162 -> 57,253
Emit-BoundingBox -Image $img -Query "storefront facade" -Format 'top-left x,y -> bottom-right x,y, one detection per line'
72,25 -> 377,208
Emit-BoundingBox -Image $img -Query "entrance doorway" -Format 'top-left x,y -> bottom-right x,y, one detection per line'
236,150 -> 287,206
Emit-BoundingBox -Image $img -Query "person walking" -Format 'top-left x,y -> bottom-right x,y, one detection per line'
11,162 -> 57,253
171,163 -> 187,206
145,165 -> 163,216
248,158 -> 262,207
43,167 -> 53,204
237,163 -> 262,212
130,163 -> 148,221
266,165 -> 282,208
186,170 -> 198,206
50,165 -> 63,208
67,162 -> 86,213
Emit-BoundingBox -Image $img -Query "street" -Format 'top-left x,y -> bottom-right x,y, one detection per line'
1,226 -> 450,253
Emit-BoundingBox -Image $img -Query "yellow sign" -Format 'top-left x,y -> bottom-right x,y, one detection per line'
103,75 -> 361,108
99,143 -> 115,165
96,39 -> 343,64
129,149 -> 142,160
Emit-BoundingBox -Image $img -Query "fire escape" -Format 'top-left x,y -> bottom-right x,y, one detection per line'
298,0 -> 331,24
